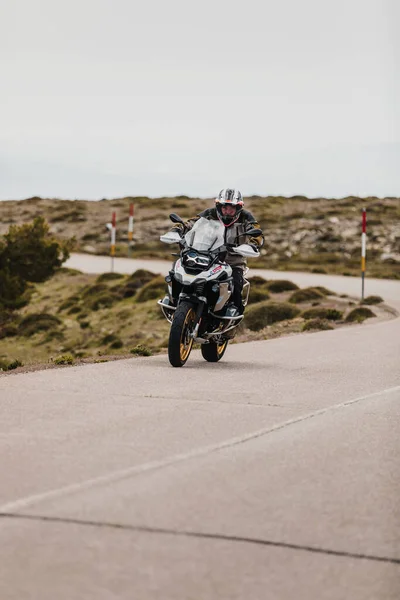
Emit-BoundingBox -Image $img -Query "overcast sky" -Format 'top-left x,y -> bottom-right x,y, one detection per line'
1,0 -> 398,200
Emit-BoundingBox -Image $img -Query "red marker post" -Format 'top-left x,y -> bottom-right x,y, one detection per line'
128,204 -> 134,257
361,208 -> 366,300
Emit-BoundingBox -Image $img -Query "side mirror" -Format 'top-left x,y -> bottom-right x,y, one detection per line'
246,228 -> 262,237
169,213 -> 185,225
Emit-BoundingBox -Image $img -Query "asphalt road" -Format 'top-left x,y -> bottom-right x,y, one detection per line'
1,253 -> 399,599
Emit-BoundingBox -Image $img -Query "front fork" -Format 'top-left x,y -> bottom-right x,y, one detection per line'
178,293 -> 206,339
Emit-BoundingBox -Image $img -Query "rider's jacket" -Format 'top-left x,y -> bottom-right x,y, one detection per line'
173,207 -> 264,268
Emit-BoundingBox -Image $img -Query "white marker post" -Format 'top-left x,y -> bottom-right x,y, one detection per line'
110,211 -> 116,273
128,203 -> 134,257
361,208 -> 366,300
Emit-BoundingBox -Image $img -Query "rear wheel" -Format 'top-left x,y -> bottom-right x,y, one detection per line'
201,339 -> 228,362
168,302 -> 196,367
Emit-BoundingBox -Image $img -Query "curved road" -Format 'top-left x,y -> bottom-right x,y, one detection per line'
0,253 -> 399,599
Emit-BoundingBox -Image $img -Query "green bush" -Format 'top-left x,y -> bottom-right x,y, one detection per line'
101,333 -> 123,348
248,276 -> 269,287
345,307 -> 376,323
18,313 -> 62,337
302,318 -> 334,331
128,269 -> 158,286
135,276 -> 166,303
0,324 -> 18,339
79,320 -> 90,329
0,217 -> 73,284
0,358 -> 23,371
245,301 -> 301,331
58,295 -> 80,311
247,287 -> 270,304
301,308 -> 343,321
130,344 -> 153,356
266,280 -> 299,293
289,287 -> 326,304
53,353 -> 74,365
361,295 -> 383,305
82,283 -> 108,297
313,286 -> 336,296
96,272 -> 125,283
110,338 -> 123,349
67,305 -> 81,315
89,292 -> 118,311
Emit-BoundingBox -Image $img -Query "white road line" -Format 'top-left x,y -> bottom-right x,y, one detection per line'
1,385 -> 399,514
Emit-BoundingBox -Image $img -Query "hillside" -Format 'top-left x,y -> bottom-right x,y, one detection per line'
1,195 -> 399,278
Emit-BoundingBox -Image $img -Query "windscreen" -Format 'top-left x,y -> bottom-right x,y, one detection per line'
184,217 -> 225,252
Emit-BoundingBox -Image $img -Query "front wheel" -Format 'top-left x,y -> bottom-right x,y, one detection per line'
168,302 -> 196,367
201,339 -> 228,362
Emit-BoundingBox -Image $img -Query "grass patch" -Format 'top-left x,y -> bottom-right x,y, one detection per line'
266,280 -> 299,293
53,353 -> 74,365
96,272 -> 125,283
302,318 -> 334,331
130,344 -> 153,356
289,287 -> 326,304
345,307 -> 376,323
245,301 -> 300,331
18,313 -> 62,337
248,288 -> 270,304
135,276 -> 166,303
301,308 -> 343,321
0,358 -> 23,371
361,295 -> 383,305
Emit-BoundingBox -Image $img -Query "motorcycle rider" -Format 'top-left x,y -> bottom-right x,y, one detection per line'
170,188 -> 264,315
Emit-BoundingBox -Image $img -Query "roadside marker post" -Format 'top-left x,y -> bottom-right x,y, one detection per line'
128,204 -> 134,257
361,208 -> 366,300
110,211 -> 116,273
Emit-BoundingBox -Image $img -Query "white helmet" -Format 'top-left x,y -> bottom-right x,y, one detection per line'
215,188 -> 244,225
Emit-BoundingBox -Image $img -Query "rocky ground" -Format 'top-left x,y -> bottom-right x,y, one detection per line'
1,195 -> 399,278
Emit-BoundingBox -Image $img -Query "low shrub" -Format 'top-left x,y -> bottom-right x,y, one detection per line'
345,307 -> 376,323
0,358 -> 23,371
248,276 -> 269,287
18,313 -> 62,337
0,324 -> 18,339
314,286 -> 336,296
101,333 -> 119,345
89,292 -> 118,311
128,269 -> 158,287
245,301 -> 301,331
110,338 -> 123,349
266,280 -> 299,293
53,353 -> 74,365
302,318 -> 334,331
82,283 -> 108,298
96,272 -> 125,283
67,305 -> 82,315
79,320 -> 90,329
130,344 -> 153,356
247,288 -> 270,304
58,295 -> 80,311
289,287 -> 325,304
135,276 -> 166,303
361,295 -> 383,305
301,308 -> 343,321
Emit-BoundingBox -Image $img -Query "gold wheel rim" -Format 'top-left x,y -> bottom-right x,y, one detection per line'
180,309 -> 195,362
217,341 -> 228,357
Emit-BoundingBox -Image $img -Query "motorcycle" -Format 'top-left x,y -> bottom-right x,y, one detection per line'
158,213 -> 261,367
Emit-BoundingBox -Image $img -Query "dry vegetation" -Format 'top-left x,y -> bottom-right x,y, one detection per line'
0,195 -> 399,279
0,267 -> 391,375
